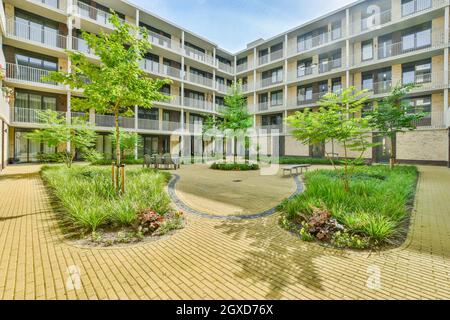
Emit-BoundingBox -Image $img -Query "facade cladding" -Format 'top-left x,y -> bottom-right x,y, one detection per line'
0,0 -> 449,170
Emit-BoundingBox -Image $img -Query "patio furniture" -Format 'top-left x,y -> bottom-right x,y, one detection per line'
282,164 -> 311,176
154,154 -> 163,169
143,154 -> 153,168
163,153 -> 180,170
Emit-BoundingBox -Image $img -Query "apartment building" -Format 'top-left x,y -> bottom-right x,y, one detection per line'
0,0 -> 449,169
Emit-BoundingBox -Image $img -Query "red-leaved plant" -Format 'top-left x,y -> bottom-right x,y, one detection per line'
137,209 -> 165,234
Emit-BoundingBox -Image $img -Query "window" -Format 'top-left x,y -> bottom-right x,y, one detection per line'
259,93 -> 269,110
41,0 -> 60,9
362,40 -> 373,61
402,23 -> 431,52
297,26 -> 328,52
297,59 -> 313,77
378,35 -> 393,59
362,72 -> 374,91
362,102 -> 374,118
402,59 -> 431,85
271,90 -> 283,106
405,96 -> 432,126
160,84 -> 171,95
15,90 -> 57,111
332,78 -> 342,93
15,9 -> 60,47
262,67 -> 283,85
319,50 -> 341,73
331,21 -> 342,40
259,48 -> 269,64
298,86 -> 313,103
217,56 -> 231,66
138,108 -> 159,120
318,81 -> 328,97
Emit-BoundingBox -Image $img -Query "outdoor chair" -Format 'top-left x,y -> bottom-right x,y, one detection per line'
154,154 -> 163,169
143,154 -> 153,168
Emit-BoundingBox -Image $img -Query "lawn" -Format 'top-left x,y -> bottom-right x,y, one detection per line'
279,165 -> 418,249
42,165 -> 183,245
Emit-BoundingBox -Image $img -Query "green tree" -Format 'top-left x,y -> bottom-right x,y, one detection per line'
46,13 -> 170,191
287,87 -> 375,191
366,83 -> 426,169
26,110 -> 97,168
111,131 -> 143,160
217,80 -> 253,164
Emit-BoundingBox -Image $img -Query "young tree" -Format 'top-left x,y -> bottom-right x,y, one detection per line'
218,80 -> 253,164
26,110 -> 97,168
47,13 -> 170,191
366,83 -> 426,169
287,87 -> 375,192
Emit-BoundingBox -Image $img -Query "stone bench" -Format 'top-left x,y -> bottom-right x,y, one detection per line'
282,164 -> 311,176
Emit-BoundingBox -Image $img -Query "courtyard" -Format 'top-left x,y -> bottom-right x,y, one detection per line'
0,164 -> 449,300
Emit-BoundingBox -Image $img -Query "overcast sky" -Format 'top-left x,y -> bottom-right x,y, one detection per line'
130,0 -> 356,53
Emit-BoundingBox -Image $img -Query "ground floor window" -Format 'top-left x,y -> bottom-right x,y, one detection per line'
14,129 -> 56,163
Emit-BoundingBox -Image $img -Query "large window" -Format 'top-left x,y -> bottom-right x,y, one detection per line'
271,90 -> 283,106
378,35 -> 393,59
332,78 -> 342,93
297,26 -> 328,52
402,59 -> 431,85
298,86 -> 313,103
405,96 -> 432,126
262,67 -> 283,86
331,20 -> 342,40
402,23 -> 431,52
297,59 -> 313,77
15,9 -> 61,47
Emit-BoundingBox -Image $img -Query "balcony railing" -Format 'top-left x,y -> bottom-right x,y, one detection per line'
350,30 -> 445,66
5,63 -> 62,87
147,30 -> 181,52
160,65 -> 182,79
350,0 -> 448,36
319,57 -> 343,73
6,19 -> 67,49
362,80 -> 393,95
139,59 -> 160,74
76,1 -> 125,28
189,123 -> 204,134
236,62 -> 249,73
242,83 -> 249,92
257,102 -> 269,111
404,71 -> 446,91
292,91 -> 328,107
411,111 -> 446,129
256,77 -> 284,89
258,49 -> 284,66
11,107 -> 66,124
257,124 -> 284,133
138,118 -> 159,131
186,72 -> 213,87
183,97 -> 214,111
217,60 -> 234,73
184,47 -> 214,65
31,0 -> 64,10
95,114 -> 134,128
216,82 -> 231,93
162,121 -> 181,132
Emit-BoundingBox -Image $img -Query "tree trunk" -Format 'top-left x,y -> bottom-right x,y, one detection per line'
234,135 -> 237,164
115,111 -> 121,192
390,133 -> 397,170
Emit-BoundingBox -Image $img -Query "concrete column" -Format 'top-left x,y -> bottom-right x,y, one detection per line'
66,92 -> 71,153
135,9 -> 139,27
444,6 -> 449,127
213,47 -> 216,67
180,109 -> 185,156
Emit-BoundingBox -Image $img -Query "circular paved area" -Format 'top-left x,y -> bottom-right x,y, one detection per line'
0,164 -> 450,299
171,164 -> 299,217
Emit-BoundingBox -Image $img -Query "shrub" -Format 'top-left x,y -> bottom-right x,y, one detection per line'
136,209 -> 165,235
41,165 -> 172,233
279,165 -> 418,249
210,162 -> 259,171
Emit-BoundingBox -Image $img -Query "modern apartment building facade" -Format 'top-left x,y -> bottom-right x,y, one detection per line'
0,0 -> 449,170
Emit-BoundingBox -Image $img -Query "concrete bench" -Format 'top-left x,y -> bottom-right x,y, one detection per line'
282,164 -> 311,176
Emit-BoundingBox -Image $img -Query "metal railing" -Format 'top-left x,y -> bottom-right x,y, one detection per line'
290,29 -> 345,55
5,63 -> 60,87
32,0 -> 63,10
216,82 -> 231,93
139,59 -> 160,74
258,49 -> 284,66
257,102 -> 269,111
162,121 -> 181,131
95,114 -> 134,128
11,107 -> 65,124
183,97 -> 214,111
256,77 -> 284,89
138,118 -> 159,131
362,80 -> 393,95
411,111 -> 446,129
72,36 -> 94,55
236,62 -> 249,73
184,47 -> 214,65
217,60 -> 234,73
160,65 -> 182,79
186,72 -> 213,87
292,91 -> 328,107
319,57 -> 343,73
257,124 -> 284,133
147,30 -> 181,52
6,19 -> 67,49
76,1 -> 125,28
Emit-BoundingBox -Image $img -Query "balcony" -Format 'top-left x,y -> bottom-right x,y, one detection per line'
189,123 -> 204,134
411,111 -> 446,129
217,60 -> 234,73
350,31 -> 445,67
405,71 -> 447,92
183,97 -> 214,111
75,1 -> 126,28
256,77 -> 284,89
362,80 -> 393,96
5,63 -> 64,89
350,0 -> 448,36
216,82 -> 231,94
236,62 -> 249,73
162,121 -> 181,132
11,107 -> 66,124
6,19 -> 67,49
160,65 -> 182,79
258,49 -> 284,66
242,83 -> 250,93
184,47 -> 214,65
147,31 -> 181,53
319,57 -> 344,74
72,37 -> 95,55
139,59 -> 160,75
257,124 -> 284,133
185,72 -> 213,88
289,30 -> 345,56
138,118 -> 159,131
291,92 -> 328,107
95,114 -> 134,129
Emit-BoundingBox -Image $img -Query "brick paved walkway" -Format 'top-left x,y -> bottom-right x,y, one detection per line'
0,164 -> 449,299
